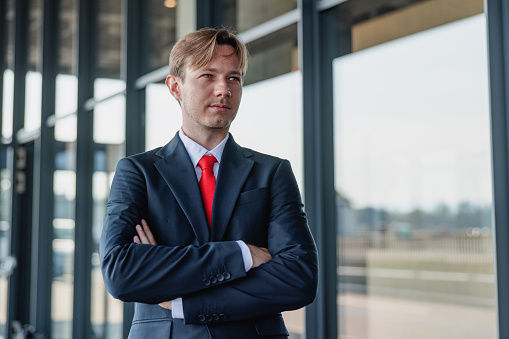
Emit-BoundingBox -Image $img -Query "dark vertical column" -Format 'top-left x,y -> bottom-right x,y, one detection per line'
31,0 -> 58,335
122,0 -> 145,334
123,0 -> 146,157
300,0 -> 337,338
486,0 -> 509,338
73,0 -> 96,337
7,0 -> 30,336
124,0 -> 146,158
196,0 -> 213,28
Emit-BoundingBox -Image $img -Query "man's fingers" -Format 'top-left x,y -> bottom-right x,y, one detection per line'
158,301 -> 172,310
141,219 -> 157,245
133,235 -> 141,244
136,224 -> 151,244
248,244 -> 272,268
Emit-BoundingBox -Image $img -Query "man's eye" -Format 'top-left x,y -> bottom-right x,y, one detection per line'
229,76 -> 241,82
202,74 -> 213,78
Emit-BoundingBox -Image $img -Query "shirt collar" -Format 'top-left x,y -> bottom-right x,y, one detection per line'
178,128 -> 229,168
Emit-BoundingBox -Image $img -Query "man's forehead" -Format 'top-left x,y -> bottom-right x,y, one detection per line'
187,55 -> 242,73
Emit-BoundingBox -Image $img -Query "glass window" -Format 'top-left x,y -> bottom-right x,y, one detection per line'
244,24 -> 298,86
93,94 -> 125,145
333,1 -> 494,338
52,159 -> 76,338
145,81 -> 181,150
2,70 -> 13,139
52,1 -> 78,337
24,0 -> 42,132
91,147 -> 124,339
95,0 -> 124,101
146,0 -> 176,73
218,0 -> 297,33
1,1 -> 15,338
91,97 -> 126,339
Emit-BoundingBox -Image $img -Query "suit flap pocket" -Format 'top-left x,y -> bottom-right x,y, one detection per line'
253,314 -> 289,336
237,187 -> 268,206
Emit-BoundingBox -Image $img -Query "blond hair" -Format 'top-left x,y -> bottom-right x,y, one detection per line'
169,28 -> 248,82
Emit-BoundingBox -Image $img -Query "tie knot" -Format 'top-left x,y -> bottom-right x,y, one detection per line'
198,155 -> 217,171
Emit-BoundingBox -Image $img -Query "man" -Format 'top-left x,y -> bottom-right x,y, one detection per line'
100,28 -> 318,339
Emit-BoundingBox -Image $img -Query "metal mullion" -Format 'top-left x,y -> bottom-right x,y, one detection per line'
121,0 -> 147,334
196,0 -> 212,28
73,0 -> 97,337
300,0 -> 338,338
486,0 -> 509,338
7,0 -> 30,336
30,0 -> 58,335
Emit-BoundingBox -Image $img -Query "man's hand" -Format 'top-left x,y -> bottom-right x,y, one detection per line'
247,244 -> 272,268
134,219 -> 171,310
134,219 -> 157,245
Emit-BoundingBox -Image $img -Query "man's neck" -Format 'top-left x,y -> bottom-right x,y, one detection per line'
181,127 -> 229,151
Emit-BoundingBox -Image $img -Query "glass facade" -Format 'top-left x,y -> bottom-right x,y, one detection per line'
333,1 -> 493,338
0,0 -> 508,338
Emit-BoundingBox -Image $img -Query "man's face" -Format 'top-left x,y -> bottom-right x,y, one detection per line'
167,44 -> 243,136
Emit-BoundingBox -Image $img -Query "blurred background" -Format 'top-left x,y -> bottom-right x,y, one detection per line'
1,0 -> 508,338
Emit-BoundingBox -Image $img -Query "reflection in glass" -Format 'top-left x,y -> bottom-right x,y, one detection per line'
334,15 -> 495,339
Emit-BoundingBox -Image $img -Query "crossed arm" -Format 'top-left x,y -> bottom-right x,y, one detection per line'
133,219 -> 273,310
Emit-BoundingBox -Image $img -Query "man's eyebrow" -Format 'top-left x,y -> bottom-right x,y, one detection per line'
202,67 -> 241,75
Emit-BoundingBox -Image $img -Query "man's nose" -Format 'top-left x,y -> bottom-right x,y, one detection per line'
214,79 -> 230,97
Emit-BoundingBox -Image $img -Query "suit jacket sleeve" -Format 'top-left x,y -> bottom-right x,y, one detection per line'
100,157 -> 247,304
181,159 -> 319,324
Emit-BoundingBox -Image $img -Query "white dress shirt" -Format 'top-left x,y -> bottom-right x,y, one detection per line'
171,129 -> 253,319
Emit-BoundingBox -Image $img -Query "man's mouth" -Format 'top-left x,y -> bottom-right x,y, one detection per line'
210,103 -> 230,110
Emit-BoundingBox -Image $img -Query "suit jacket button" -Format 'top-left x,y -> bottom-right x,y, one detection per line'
223,272 -> 231,280
210,275 -> 217,284
206,315 -> 213,322
198,314 -> 206,322
216,273 -> 224,282
203,278 -> 211,286
219,313 -> 227,320
213,314 -> 220,321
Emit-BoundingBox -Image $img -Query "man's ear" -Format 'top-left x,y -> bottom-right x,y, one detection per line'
166,75 -> 182,101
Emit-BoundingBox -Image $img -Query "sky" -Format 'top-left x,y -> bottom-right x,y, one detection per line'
333,14 -> 491,212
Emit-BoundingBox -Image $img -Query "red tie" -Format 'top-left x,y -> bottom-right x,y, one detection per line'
198,155 -> 217,227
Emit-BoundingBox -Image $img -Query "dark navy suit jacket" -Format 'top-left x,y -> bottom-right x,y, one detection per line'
100,133 -> 318,338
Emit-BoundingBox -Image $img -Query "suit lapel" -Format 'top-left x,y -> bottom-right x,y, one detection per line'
212,136 -> 254,241
154,134 -> 209,244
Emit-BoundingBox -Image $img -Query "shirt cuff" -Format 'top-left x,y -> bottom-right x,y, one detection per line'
236,240 -> 253,272
171,298 -> 184,319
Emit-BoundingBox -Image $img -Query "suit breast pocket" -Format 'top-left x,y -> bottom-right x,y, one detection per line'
236,187 -> 269,206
